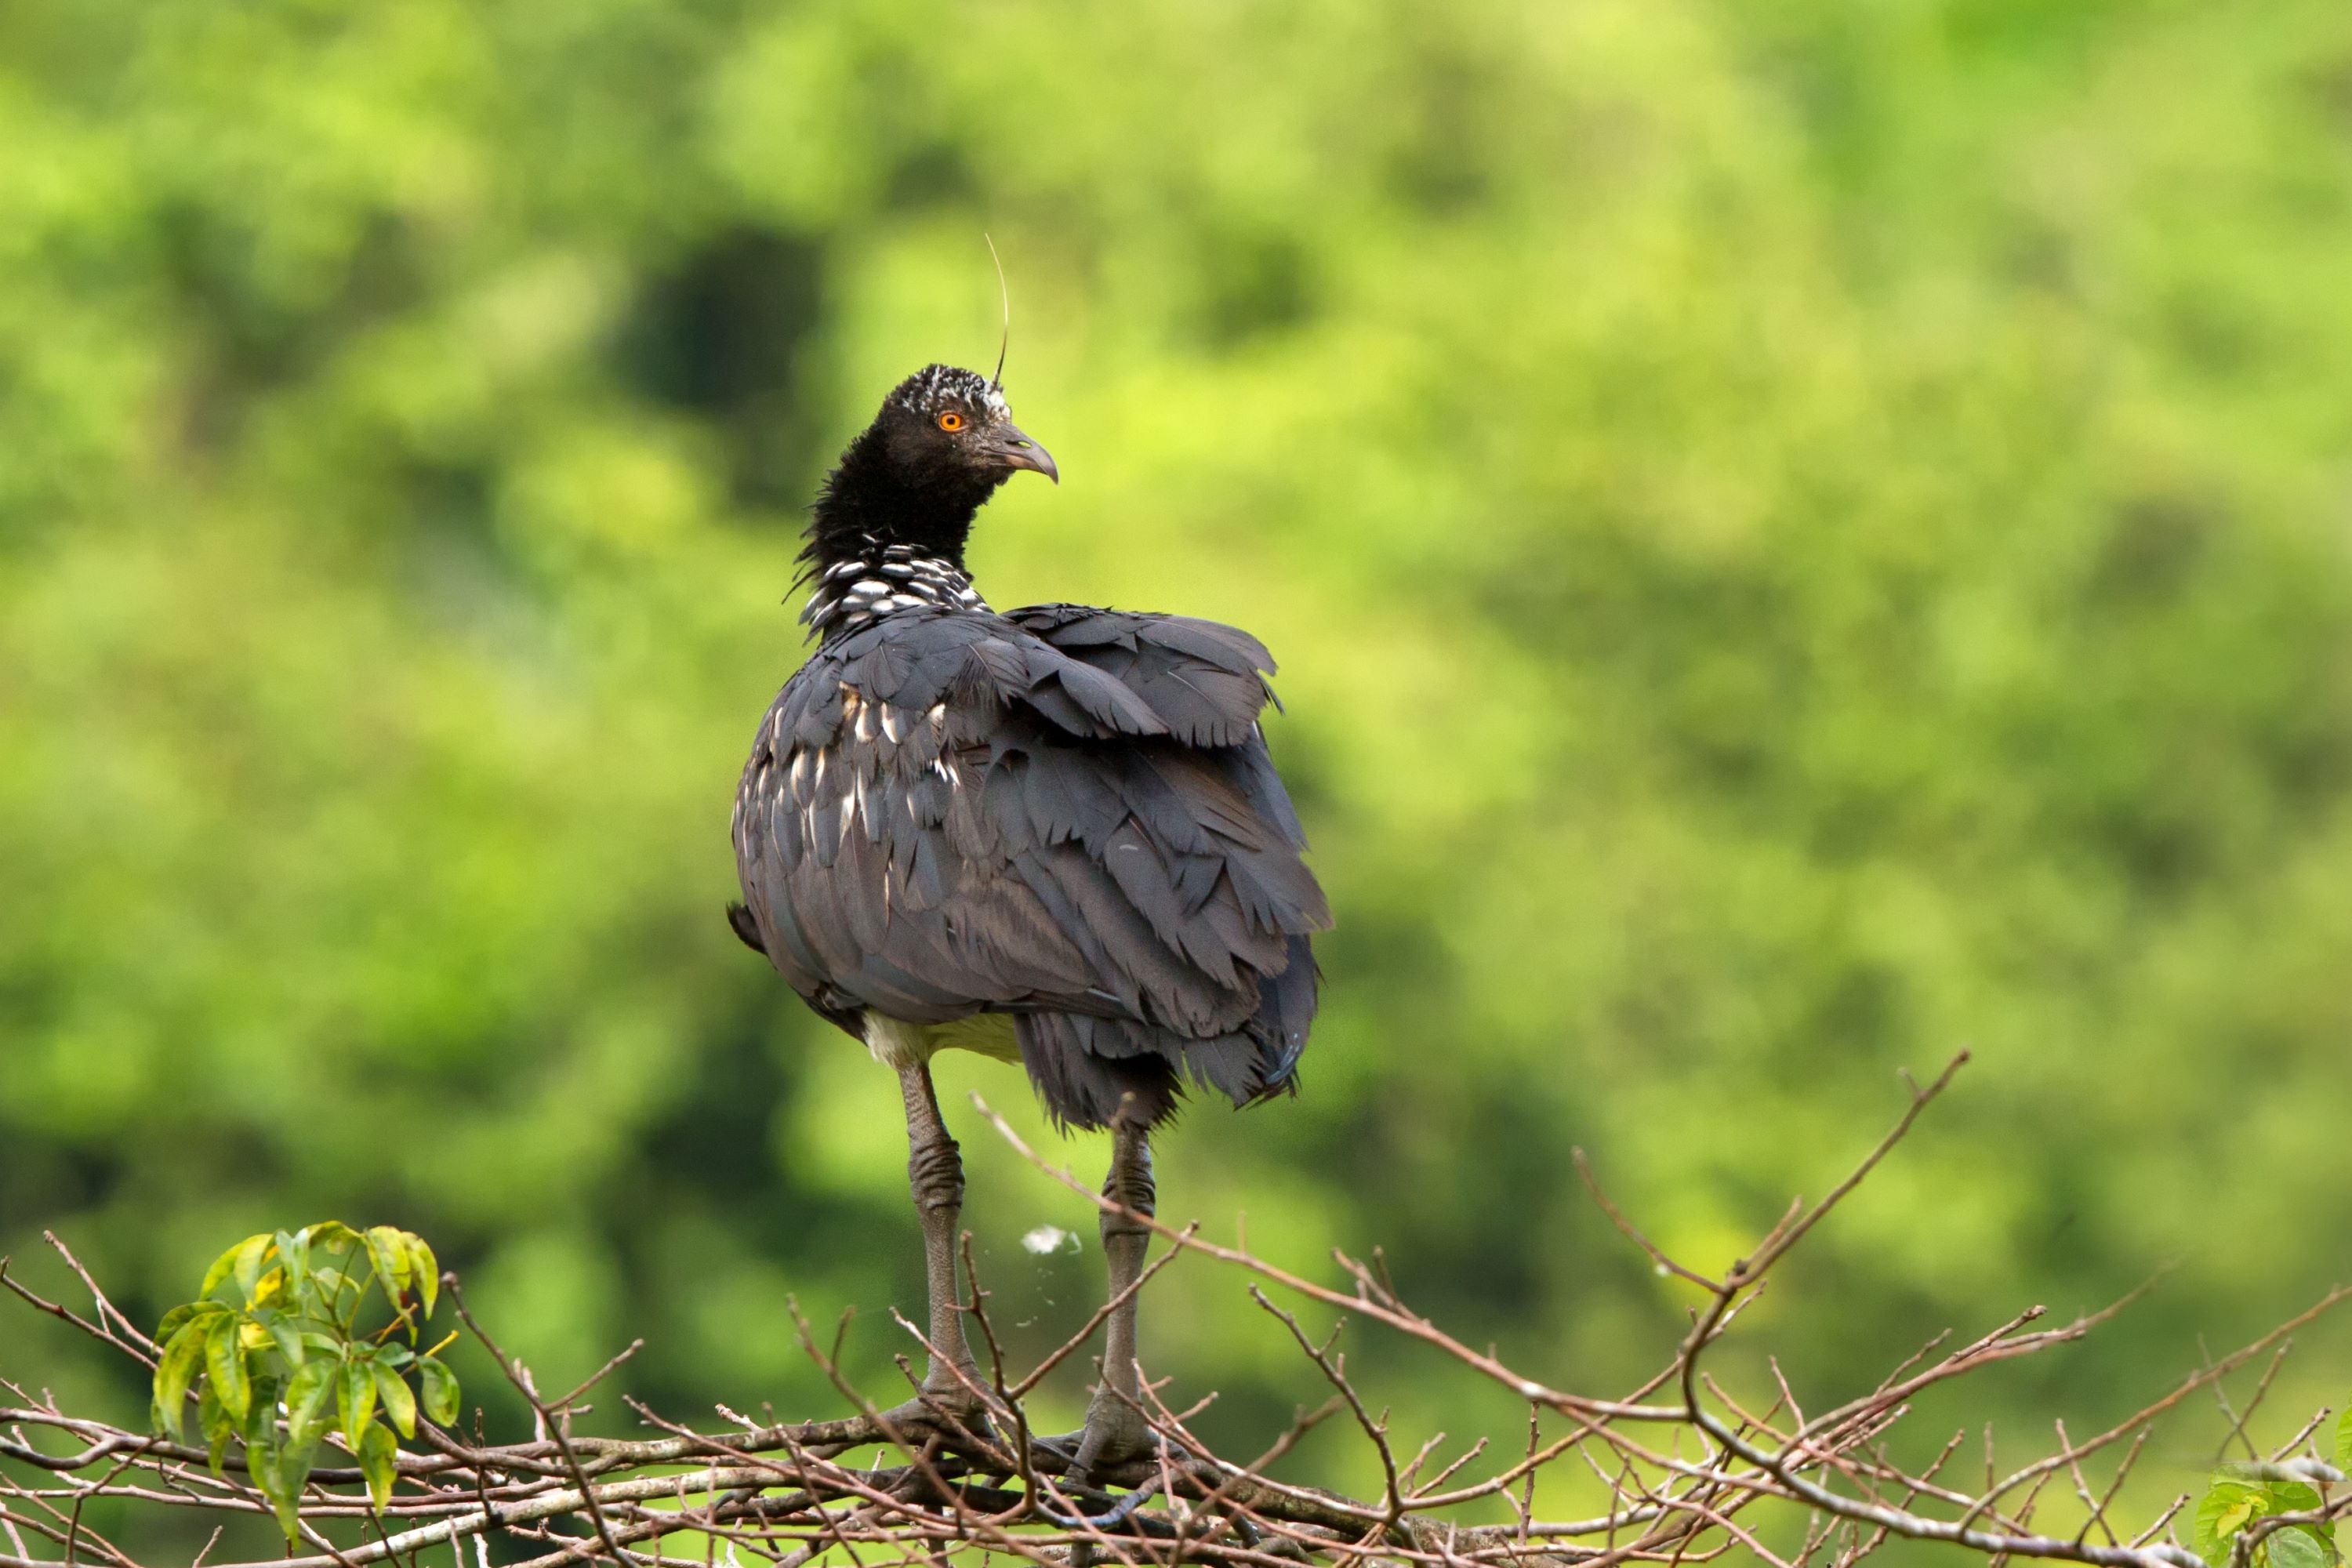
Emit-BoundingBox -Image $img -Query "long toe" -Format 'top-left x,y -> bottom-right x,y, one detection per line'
1067,1398 -> 1157,1489
878,1381 -> 1000,1447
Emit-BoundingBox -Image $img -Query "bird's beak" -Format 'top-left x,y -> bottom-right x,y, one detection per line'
989,424 -> 1058,484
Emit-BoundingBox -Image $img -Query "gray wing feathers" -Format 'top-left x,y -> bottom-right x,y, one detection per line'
733,604 -> 1327,1129
1007,604 -> 1278,746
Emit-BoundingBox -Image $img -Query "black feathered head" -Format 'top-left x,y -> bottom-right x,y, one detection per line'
804,364 -> 1056,572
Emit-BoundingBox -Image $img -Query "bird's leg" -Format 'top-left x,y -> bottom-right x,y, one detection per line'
890,1061 -> 989,1428
1069,1120 -> 1158,1484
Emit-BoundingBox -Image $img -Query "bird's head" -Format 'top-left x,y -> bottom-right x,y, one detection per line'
805,364 -> 1056,572
875,363 -> 1058,488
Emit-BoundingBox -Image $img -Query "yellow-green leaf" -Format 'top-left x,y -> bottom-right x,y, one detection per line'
364,1226 -> 410,1305
276,1428 -> 321,1544
375,1362 -> 417,1440
200,1382 -> 234,1477
232,1236 -> 275,1306
338,1359 -> 376,1453
358,1420 -> 397,1510
151,1321 -> 209,1439
200,1234 -> 268,1301
418,1357 -> 460,1427
267,1464 -> 302,1545
244,1384 -> 297,1545
274,1230 -> 310,1299
285,1359 -> 336,1450
205,1312 -> 251,1423
407,1235 -> 440,1319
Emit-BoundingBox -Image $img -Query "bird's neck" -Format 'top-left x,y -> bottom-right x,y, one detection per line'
800,544 -> 992,637
803,424 -> 1000,582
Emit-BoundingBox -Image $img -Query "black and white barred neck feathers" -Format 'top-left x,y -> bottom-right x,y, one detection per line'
801,543 -> 990,637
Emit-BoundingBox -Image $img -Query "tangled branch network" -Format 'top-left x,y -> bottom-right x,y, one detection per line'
4,1053 -> 2347,1568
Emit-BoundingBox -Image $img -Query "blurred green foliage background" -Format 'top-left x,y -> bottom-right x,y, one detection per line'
6,0 -> 2352,1556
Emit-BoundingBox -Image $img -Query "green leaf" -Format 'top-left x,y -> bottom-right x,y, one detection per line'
2272,1529 -> 2329,1568
364,1225 -> 411,1306
2337,1399 -> 2351,1471
307,1221 -> 359,1250
407,1234 -> 441,1319
339,1358 -> 376,1453
264,1312 -> 306,1369
358,1420 -> 397,1511
156,1303 -> 200,1344
200,1381 -> 234,1477
243,1378 -> 299,1546
241,1375 -> 277,1463
274,1229 -> 311,1301
2197,1479 -> 2267,1568
151,1320 -> 209,1439
205,1312 -> 252,1423
2262,1481 -> 2324,1515
275,1429 -> 320,1544
285,1359 -> 336,1450
200,1235 -> 267,1301
418,1357 -> 460,1427
375,1361 -> 418,1440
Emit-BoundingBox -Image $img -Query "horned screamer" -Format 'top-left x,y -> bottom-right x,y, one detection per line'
727,359 -> 1327,1479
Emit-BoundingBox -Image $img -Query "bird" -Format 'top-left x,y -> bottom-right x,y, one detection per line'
727,358 -> 1329,1481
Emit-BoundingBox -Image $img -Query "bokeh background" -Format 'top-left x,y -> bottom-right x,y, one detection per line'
6,0 -> 2352,1559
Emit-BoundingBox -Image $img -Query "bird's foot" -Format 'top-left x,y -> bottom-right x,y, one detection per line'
1062,1396 -> 1165,1492
1027,1414 -> 1181,1535
877,1371 -> 1000,1449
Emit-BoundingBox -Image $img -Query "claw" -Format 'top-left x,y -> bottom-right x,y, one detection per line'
1033,1483 -> 1164,1530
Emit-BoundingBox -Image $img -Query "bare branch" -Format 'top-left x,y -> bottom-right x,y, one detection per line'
7,1056 -> 2339,1568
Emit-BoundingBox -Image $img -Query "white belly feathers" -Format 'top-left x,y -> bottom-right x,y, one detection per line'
862,1011 -> 1024,1069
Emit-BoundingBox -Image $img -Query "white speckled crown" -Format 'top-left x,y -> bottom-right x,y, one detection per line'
890,364 -> 1011,423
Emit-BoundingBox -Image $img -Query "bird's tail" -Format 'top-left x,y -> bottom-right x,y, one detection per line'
724,902 -> 768,956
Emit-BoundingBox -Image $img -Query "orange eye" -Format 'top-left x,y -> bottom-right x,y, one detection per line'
938,411 -> 964,432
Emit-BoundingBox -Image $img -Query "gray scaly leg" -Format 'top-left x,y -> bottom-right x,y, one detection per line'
1069,1121 -> 1157,1483
888,1062 -> 988,1426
